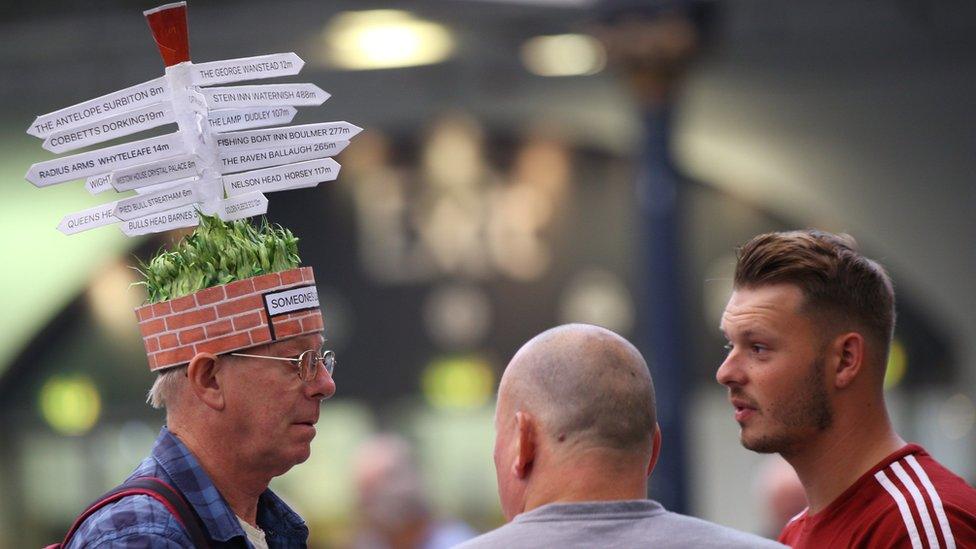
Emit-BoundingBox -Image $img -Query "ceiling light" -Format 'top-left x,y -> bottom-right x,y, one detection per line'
321,10 -> 455,70
521,34 -> 606,77
39,374 -> 101,436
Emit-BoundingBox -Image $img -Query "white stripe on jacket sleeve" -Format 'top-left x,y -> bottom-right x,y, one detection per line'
876,468 -> 924,549
906,455 -> 956,549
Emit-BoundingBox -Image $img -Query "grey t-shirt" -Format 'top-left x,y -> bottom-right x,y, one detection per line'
455,500 -> 785,549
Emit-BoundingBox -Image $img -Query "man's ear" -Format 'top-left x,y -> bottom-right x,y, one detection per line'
647,423 -> 662,478
513,411 -> 536,479
186,352 -> 225,411
831,332 -> 865,389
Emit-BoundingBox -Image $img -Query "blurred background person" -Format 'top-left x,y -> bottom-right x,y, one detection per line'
351,434 -> 476,549
754,455 -> 807,539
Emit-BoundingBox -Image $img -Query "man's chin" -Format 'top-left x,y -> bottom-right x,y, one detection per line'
740,430 -> 787,454
268,446 -> 313,476
290,444 -> 313,465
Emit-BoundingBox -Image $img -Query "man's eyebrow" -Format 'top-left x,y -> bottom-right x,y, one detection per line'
275,342 -> 309,358
720,327 -> 761,340
282,337 -> 325,357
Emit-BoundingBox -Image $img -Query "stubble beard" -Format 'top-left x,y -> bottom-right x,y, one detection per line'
741,353 -> 834,455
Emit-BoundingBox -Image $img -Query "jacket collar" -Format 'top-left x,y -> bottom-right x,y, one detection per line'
149,426 -> 309,544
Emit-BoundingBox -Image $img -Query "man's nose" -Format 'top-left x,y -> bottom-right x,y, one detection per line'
308,365 -> 336,400
716,352 -> 743,387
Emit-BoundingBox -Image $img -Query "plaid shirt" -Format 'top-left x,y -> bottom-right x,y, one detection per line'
66,427 -> 309,548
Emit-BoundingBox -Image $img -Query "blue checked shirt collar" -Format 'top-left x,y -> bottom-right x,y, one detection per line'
143,426 -> 309,546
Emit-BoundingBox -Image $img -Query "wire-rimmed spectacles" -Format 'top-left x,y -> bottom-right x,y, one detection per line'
229,349 -> 336,382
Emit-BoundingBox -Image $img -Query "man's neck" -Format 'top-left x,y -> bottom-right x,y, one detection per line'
169,424 -> 272,526
523,451 -> 649,513
784,405 -> 905,514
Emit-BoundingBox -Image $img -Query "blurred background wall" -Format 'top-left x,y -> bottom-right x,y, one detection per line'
0,0 -> 973,547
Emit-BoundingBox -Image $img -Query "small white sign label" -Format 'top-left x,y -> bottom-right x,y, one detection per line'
219,140 -> 349,174
28,76 -> 171,138
201,84 -> 329,109
26,131 -> 185,188
85,173 -> 114,195
192,52 -> 305,86
223,158 -> 340,197
120,204 -> 200,236
219,192 -> 268,221
43,102 -> 176,154
215,121 -> 361,152
264,284 -> 319,316
111,154 -> 198,192
208,106 -> 297,133
113,180 -> 201,221
57,201 -> 121,235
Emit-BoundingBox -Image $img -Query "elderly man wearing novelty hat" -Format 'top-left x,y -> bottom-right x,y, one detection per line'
22,0 -> 365,545
60,216 -> 335,548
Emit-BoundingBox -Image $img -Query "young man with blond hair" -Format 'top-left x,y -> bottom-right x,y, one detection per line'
718,230 -> 976,548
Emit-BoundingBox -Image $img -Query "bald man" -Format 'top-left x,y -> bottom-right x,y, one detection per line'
458,324 -> 783,548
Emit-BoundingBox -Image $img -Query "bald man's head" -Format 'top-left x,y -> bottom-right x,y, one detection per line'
500,324 -> 656,452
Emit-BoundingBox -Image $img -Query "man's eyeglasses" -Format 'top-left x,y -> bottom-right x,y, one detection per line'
230,349 -> 336,382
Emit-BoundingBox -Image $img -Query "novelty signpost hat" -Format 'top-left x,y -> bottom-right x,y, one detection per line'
24,2 -> 359,370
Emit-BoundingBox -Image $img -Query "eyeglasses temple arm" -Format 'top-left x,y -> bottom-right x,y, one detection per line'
228,353 -> 296,363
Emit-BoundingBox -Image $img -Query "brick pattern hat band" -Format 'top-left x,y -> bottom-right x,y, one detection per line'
135,266 -> 324,371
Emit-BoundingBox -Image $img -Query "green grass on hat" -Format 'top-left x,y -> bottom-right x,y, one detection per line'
134,212 -> 301,304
